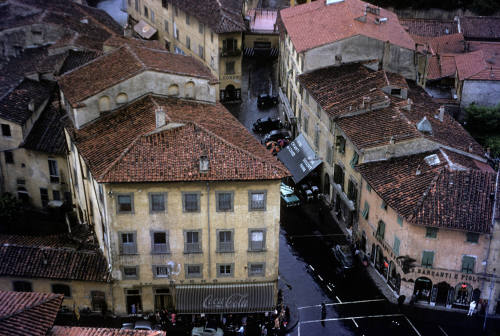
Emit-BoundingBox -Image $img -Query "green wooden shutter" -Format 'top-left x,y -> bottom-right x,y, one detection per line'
350,152 -> 359,168
422,251 -> 434,268
361,201 -> 369,219
393,236 -> 400,256
461,256 -> 475,274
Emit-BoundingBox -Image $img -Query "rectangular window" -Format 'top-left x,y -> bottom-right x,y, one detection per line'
149,193 -> 166,213
336,136 -> 345,154
249,229 -> 266,251
183,192 -> 200,212
123,266 -> 139,279
175,28 -> 179,41
217,230 -> 234,252
52,190 -> 61,201
184,230 -> 201,253
52,284 -> 71,297
134,0 -> 138,11
366,183 -> 372,192
217,264 -> 233,277
333,164 -> 345,191
316,103 -> 321,118
150,10 -> 155,23
376,221 -> 385,240
225,61 -> 235,75
48,159 -> 59,183
186,36 -> 190,50
350,152 -> 359,168
248,263 -> 265,277
216,191 -> 233,212
249,191 -> 266,211
164,20 -> 169,33
117,193 -> 134,213
393,236 -> 400,256
185,13 -> 190,25
199,22 -> 204,34
161,0 -> 168,9
347,180 -> 357,203
185,264 -> 202,278
397,216 -> 403,226
425,227 -> 438,239
153,265 -> 169,278
144,5 -> 148,18
198,45 -> 204,58
326,144 -> 333,166
151,231 -> 169,254
4,151 -> 13,164
119,232 -> 137,254
422,251 -> 434,268
329,118 -> 334,132
361,201 -> 369,219
13,281 -> 32,292
1,124 -> 11,137
381,200 -> 387,211
211,31 -> 213,42
461,256 -> 475,274
303,114 -> 309,134
40,188 -> 49,207
314,126 -> 320,148
466,232 -> 479,243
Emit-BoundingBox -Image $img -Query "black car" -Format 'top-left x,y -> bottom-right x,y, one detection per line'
332,244 -> 354,271
257,93 -> 278,108
262,129 -> 291,143
253,117 -> 282,133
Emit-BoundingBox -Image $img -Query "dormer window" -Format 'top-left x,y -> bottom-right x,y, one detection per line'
199,155 -> 209,172
390,88 -> 401,96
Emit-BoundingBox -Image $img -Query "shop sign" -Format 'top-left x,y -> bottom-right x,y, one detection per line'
222,75 -> 241,80
412,268 -> 479,282
202,293 -> 248,310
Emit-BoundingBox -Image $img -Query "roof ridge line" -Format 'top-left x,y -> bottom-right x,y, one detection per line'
0,294 -> 62,323
75,4 -> 119,36
58,45 -> 125,79
126,44 -> 147,69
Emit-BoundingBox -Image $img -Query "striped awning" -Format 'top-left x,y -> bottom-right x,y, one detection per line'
175,282 -> 275,314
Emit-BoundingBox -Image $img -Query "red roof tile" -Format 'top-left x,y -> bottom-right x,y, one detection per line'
357,151 -> 496,233
0,235 -> 73,248
0,290 -> 63,336
71,96 -> 288,183
459,16 -> 500,41
49,326 -> 166,336
280,0 -> 415,53
399,18 -> 458,37
58,45 -> 217,106
426,55 -> 457,80
0,245 -> 110,282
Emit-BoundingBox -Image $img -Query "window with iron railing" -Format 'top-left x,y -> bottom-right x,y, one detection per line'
120,232 -> 137,254
249,191 -> 266,211
184,231 -> 201,253
217,230 -> 233,252
249,229 -> 266,251
151,231 -> 169,254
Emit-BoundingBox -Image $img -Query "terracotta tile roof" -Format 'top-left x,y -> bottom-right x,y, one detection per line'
441,148 -> 495,172
0,245 -> 110,282
455,50 -> 488,80
399,18 -> 458,37
103,36 -> 164,51
426,55 -> 457,80
58,50 -> 101,75
58,45 -> 217,106
0,234 -> 73,249
428,33 -> 465,54
297,63 -> 393,119
336,104 -> 420,149
169,0 -> 246,34
70,95 -> 289,183
22,97 -> 66,155
459,16 -> 500,41
49,326 -> 166,336
280,0 -> 415,53
357,151 -> 497,233
0,290 -> 63,336
0,79 -> 55,125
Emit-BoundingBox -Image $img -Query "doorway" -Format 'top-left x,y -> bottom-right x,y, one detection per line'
154,288 -> 173,311
125,289 -> 142,314
435,282 -> 450,306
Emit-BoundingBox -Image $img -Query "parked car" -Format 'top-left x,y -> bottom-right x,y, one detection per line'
280,183 -> 300,207
192,320 -> 224,336
332,244 -> 354,271
121,321 -> 160,331
257,93 -> 278,108
252,117 -> 282,133
298,183 -> 314,202
310,185 -> 320,200
262,129 -> 291,144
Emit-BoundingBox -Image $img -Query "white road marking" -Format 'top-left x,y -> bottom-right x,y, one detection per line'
309,265 -> 315,271
298,298 -> 385,310
336,296 -> 342,303
438,325 -> 449,336
351,318 -> 359,328
297,321 -> 301,336
326,285 -> 333,292
318,275 -> 323,281
404,316 -> 423,336
300,313 -> 404,324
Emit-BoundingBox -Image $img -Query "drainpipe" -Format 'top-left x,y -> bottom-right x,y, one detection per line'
483,170 -> 499,328
206,182 -> 212,278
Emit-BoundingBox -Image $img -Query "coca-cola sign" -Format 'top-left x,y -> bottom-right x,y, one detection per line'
202,293 -> 249,309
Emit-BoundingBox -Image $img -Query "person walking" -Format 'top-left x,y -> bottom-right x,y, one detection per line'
468,300 -> 476,316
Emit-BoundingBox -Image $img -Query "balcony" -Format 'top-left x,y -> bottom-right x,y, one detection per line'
220,48 -> 241,57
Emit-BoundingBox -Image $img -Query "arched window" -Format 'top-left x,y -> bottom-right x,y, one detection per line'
116,92 -> 128,104
52,284 -> 71,297
168,84 -> 179,96
185,81 -> 195,98
98,96 -> 111,112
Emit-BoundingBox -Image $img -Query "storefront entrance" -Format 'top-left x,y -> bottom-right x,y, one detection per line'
155,288 -> 173,311
125,289 -> 142,314
414,277 -> 432,303
435,282 -> 451,306
454,283 -> 472,308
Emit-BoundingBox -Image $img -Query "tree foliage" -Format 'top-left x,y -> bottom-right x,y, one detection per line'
0,193 -> 23,229
464,103 -> 500,158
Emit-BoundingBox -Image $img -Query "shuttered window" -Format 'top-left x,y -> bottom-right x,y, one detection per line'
393,236 -> 400,256
361,201 -> 369,219
422,251 -> 434,268
461,256 -> 475,274
376,220 -> 385,240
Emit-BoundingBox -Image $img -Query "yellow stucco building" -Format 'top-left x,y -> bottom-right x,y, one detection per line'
127,0 -> 246,102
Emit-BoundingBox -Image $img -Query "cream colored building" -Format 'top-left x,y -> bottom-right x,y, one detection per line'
356,150 -> 499,313
127,0 -> 246,102
59,43 -> 288,315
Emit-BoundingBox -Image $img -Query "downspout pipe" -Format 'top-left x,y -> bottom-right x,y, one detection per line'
207,182 -> 211,278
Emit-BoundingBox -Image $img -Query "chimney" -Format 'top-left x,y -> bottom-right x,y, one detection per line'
28,99 -> 35,112
415,164 -> 422,176
199,155 -> 209,173
155,107 -> 165,128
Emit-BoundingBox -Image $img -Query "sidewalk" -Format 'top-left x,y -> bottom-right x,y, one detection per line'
278,275 -> 299,333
